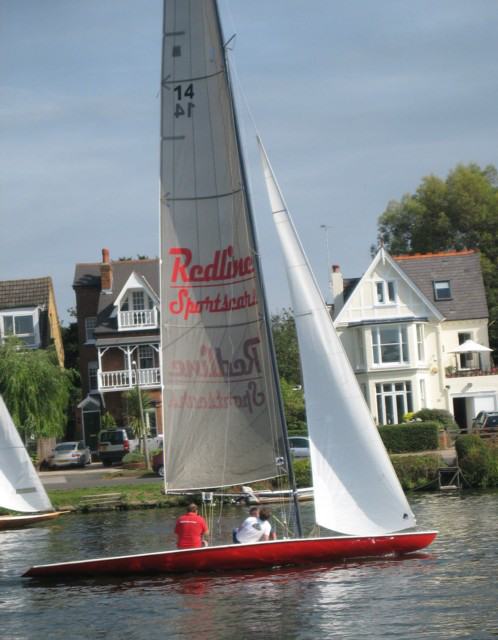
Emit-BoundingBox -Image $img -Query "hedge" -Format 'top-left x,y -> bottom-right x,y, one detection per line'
378,422 -> 440,453
455,435 -> 498,487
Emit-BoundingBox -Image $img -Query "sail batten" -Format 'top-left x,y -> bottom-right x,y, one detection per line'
160,0 -> 285,491
258,138 -> 416,536
0,395 -> 53,513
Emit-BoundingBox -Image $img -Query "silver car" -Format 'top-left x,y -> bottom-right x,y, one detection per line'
288,436 -> 310,458
48,441 -> 92,469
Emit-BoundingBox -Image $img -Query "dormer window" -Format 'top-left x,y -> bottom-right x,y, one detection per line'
1,308 -> 40,347
433,280 -> 451,300
115,272 -> 159,331
375,280 -> 396,304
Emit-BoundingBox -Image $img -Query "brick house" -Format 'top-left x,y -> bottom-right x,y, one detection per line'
73,249 -> 162,452
333,248 -> 497,430
0,276 -> 65,461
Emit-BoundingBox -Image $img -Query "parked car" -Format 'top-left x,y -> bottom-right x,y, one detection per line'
288,436 -> 310,458
98,429 -> 130,466
471,411 -> 490,432
152,450 -> 165,477
481,412 -> 498,434
48,441 -> 91,469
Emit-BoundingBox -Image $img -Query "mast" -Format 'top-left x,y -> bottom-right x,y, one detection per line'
213,1 -> 303,537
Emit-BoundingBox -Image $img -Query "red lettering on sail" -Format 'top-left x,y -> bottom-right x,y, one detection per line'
169,245 -> 255,284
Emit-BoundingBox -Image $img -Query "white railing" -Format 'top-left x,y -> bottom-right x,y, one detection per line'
119,308 -> 158,329
99,367 -> 161,391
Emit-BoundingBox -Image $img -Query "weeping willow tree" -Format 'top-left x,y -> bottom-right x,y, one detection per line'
0,338 -> 75,440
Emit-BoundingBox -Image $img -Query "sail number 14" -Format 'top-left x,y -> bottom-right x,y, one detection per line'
174,84 -> 195,118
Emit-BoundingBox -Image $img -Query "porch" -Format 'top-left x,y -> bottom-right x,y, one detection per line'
99,367 -> 161,391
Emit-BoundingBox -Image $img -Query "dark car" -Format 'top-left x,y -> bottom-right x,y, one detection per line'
98,429 -> 130,466
152,450 -> 165,477
481,412 -> 498,433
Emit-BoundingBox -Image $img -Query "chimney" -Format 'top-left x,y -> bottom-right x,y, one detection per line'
100,248 -> 113,291
331,264 -> 344,316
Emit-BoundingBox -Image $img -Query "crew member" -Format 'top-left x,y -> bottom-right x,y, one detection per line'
174,504 -> 209,549
236,506 -> 272,544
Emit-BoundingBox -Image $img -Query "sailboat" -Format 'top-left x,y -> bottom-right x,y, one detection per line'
0,395 -> 66,530
24,0 -> 436,577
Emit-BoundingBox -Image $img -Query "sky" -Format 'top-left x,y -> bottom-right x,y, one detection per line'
1,0 -> 497,325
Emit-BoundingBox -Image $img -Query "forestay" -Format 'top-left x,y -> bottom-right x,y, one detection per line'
159,0 -> 285,491
258,140 -> 416,536
0,395 -> 53,513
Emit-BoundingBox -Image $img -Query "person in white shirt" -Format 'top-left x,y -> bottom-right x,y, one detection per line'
236,507 -> 272,544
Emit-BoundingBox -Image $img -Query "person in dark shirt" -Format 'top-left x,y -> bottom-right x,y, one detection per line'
174,504 -> 209,549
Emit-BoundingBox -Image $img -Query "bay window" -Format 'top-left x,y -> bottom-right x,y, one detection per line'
372,326 -> 409,365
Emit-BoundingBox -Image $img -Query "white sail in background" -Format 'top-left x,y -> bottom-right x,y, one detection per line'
258,139 -> 416,536
0,395 -> 53,513
159,0 -> 285,491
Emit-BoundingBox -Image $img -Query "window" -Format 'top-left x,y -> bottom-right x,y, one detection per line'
356,329 -> 365,369
416,324 -> 425,362
132,291 -> 145,310
145,405 -> 158,437
85,317 -> 97,343
376,382 -> 413,425
433,280 -> 451,300
88,362 -> 98,392
375,280 -> 396,304
360,383 -> 368,403
372,326 -> 409,365
419,379 -> 426,408
1,312 -> 37,346
138,345 -> 154,369
458,332 -> 473,369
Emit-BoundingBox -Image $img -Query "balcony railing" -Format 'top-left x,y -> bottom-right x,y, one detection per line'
99,367 -> 161,391
119,309 -> 158,330
445,367 -> 497,378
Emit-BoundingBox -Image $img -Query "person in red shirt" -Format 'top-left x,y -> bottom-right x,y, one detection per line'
174,504 -> 209,549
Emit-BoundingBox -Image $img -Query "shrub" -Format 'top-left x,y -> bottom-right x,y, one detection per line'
412,408 -> 459,434
272,457 -> 311,489
379,422 -> 439,453
122,450 -> 145,464
101,412 -> 117,430
391,455 -> 439,491
455,435 -> 498,487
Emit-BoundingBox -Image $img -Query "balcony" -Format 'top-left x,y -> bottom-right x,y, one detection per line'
99,367 -> 161,391
445,367 -> 497,378
118,308 -> 158,330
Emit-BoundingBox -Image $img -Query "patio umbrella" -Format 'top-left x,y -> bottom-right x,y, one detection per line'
448,339 -> 492,354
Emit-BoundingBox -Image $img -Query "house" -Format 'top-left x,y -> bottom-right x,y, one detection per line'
0,276 -> 65,461
0,276 -> 64,365
73,249 -> 161,452
333,249 -> 496,430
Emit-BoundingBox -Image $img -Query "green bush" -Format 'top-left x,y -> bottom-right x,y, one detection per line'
379,422 -> 439,453
455,435 -> 498,487
412,408 -> 459,434
272,457 -> 311,489
122,450 -> 145,464
391,455 -> 439,491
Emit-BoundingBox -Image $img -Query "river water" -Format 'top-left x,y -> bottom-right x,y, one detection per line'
1,490 -> 497,640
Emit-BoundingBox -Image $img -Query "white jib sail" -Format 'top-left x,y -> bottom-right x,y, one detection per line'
258,139 -> 416,535
0,395 -> 53,513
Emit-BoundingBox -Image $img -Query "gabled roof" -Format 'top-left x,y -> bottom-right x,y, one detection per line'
114,272 -> 160,309
335,248 -> 443,326
0,277 -> 52,310
393,250 -> 488,321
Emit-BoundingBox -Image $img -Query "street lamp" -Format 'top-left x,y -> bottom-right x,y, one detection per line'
132,360 -> 151,470
320,224 -> 333,301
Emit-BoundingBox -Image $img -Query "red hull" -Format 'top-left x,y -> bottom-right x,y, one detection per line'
23,531 -> 437,578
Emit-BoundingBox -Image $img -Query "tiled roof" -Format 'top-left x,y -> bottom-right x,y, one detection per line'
0,277 -> 51,309
393,250 -> 488,321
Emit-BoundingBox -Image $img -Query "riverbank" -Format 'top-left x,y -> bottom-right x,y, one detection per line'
45,449 -> 460,513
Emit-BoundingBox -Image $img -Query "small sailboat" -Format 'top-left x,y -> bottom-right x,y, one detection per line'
24,0 -> 436,577
0,395 -> 66,530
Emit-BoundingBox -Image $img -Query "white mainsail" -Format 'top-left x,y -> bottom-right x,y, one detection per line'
258,139 -> 416,536
159,0 -> 286,491
0,395 -> 53,513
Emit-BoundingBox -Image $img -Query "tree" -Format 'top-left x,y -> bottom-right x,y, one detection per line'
122,387 -> 153,440
271,309 -> 302,387
374,163 -> 498,352
280,378 -> 307,433
0,338 -> 75,440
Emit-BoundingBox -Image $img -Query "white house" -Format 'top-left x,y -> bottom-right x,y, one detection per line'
333,248 -> 496,430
